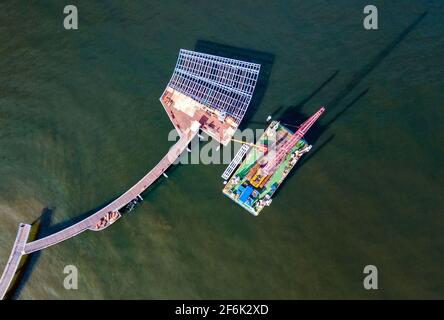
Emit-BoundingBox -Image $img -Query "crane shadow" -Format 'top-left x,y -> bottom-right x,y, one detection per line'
3,12 -> 429,298
274,86 -> 369,201
272,10 -> 428,178
279,69 -> 340,121
275,68 -> 341,146
249,69 -> 340,129
280,10 -> 426,135
326,11 -> 428,112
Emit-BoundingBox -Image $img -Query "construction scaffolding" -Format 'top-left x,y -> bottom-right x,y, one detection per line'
168,49 -> 261,124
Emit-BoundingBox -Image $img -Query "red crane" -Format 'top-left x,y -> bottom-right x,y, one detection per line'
261,106 -> 326,176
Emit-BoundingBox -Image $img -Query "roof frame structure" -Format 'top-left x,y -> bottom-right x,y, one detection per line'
167,49 -> 261,124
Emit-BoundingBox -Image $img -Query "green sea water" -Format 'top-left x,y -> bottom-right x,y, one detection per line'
0,1 -> 443,299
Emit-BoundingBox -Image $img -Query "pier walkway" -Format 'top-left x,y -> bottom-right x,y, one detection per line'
24,124 -> 198,254
0,123 -> 199,298
0,224 -> 31,299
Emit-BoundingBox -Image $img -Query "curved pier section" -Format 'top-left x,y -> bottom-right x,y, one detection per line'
23,125 -> 199,254
0,124 -> 198,299
0,223 -> 31,299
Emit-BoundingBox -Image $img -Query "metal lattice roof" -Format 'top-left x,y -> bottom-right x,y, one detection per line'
167,49 -> 261,124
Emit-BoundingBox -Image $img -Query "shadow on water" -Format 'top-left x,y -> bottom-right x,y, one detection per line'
272,87 -> 369,202
271,11 -> 428,200
5,207 -> 54,300
279,69 -> 340,123
324,88 -> 370,130
273,87 -> 369,199
247,67 -> 337,128
3,13 -> 429,297
265,70 -> 345,150
326,11 -> 428,112
32,201 -> 117,238
194,40 -> 275,130
278,11 -> 427,144
277,69 -> 341,146
5,156 -> 192,299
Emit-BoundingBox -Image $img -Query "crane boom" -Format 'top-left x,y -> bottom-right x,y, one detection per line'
261,107 -> 325,176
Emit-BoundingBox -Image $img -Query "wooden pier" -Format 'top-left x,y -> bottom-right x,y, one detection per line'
0,224 -> 31,299
0,48 -> 261,299
0,123 -> 199,298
